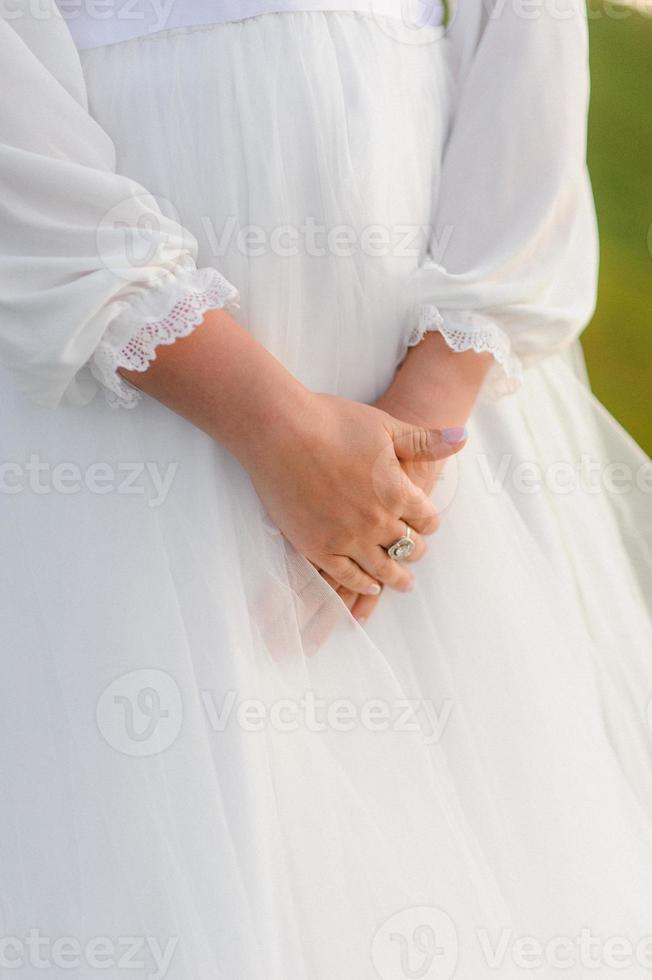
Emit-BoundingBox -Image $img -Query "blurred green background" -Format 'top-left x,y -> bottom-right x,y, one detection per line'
584,0 -> 652,453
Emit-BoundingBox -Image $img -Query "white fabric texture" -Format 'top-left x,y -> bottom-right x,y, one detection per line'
54,0 -> 446,49
1,5 -> 652,980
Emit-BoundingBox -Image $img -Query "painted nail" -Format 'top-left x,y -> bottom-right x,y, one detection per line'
367,583 -> 382,596
442,426 -> 468,445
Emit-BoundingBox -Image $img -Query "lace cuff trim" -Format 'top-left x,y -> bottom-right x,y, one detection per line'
90,268 -> 240,409
408,304 -> 524,398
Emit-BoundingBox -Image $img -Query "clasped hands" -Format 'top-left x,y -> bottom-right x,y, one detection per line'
246,390 -> 467,626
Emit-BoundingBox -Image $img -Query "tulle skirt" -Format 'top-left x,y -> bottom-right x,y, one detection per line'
2,13 -> 652,979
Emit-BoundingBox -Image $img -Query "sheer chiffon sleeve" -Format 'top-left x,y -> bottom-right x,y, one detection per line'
409,0 -> 599,396
0,1 -> 238,409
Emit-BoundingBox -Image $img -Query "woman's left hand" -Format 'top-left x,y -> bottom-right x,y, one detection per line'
337,331 -> 491,624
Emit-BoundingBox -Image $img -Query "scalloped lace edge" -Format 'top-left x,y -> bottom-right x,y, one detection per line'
408,304 -> 524,398
90,270 -> 240,409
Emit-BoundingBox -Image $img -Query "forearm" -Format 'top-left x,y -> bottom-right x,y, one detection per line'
384,332 -> 493,428
118,308 -> 312,470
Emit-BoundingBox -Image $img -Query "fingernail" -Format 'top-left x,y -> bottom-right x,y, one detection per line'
442,426 -> 468,445
403,578 -> 415,592
367,583 -> 382,596
356,616 -> 368,625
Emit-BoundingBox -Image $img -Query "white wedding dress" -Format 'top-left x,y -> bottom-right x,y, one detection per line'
1,2 -> 652,978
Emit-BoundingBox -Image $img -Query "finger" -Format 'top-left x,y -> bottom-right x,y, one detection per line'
337,587 -> 358,610
351,591 -> 382,624
392,422 -> 467,464
392,471 -> 441,535
351,545 -> 415,593
321,568 -> 374,620
382,521 -> 427,564
319,569 -> 359,609
319,555 -> 383,598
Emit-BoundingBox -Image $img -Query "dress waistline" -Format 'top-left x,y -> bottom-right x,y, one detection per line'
56,0 -> 446,51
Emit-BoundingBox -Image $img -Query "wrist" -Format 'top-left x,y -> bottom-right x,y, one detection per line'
386,373 -> 476,428
389,332 -> 492,427
229,375 -> 317,474
119,305 -> 317,470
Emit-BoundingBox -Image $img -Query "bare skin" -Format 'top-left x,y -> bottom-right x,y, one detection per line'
119,309 -> 489,612
340,331 -> 492,621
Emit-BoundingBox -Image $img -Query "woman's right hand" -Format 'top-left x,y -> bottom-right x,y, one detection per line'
243,391 -> 467,596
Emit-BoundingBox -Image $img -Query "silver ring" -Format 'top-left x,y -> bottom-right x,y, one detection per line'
387,523 -> 416,561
